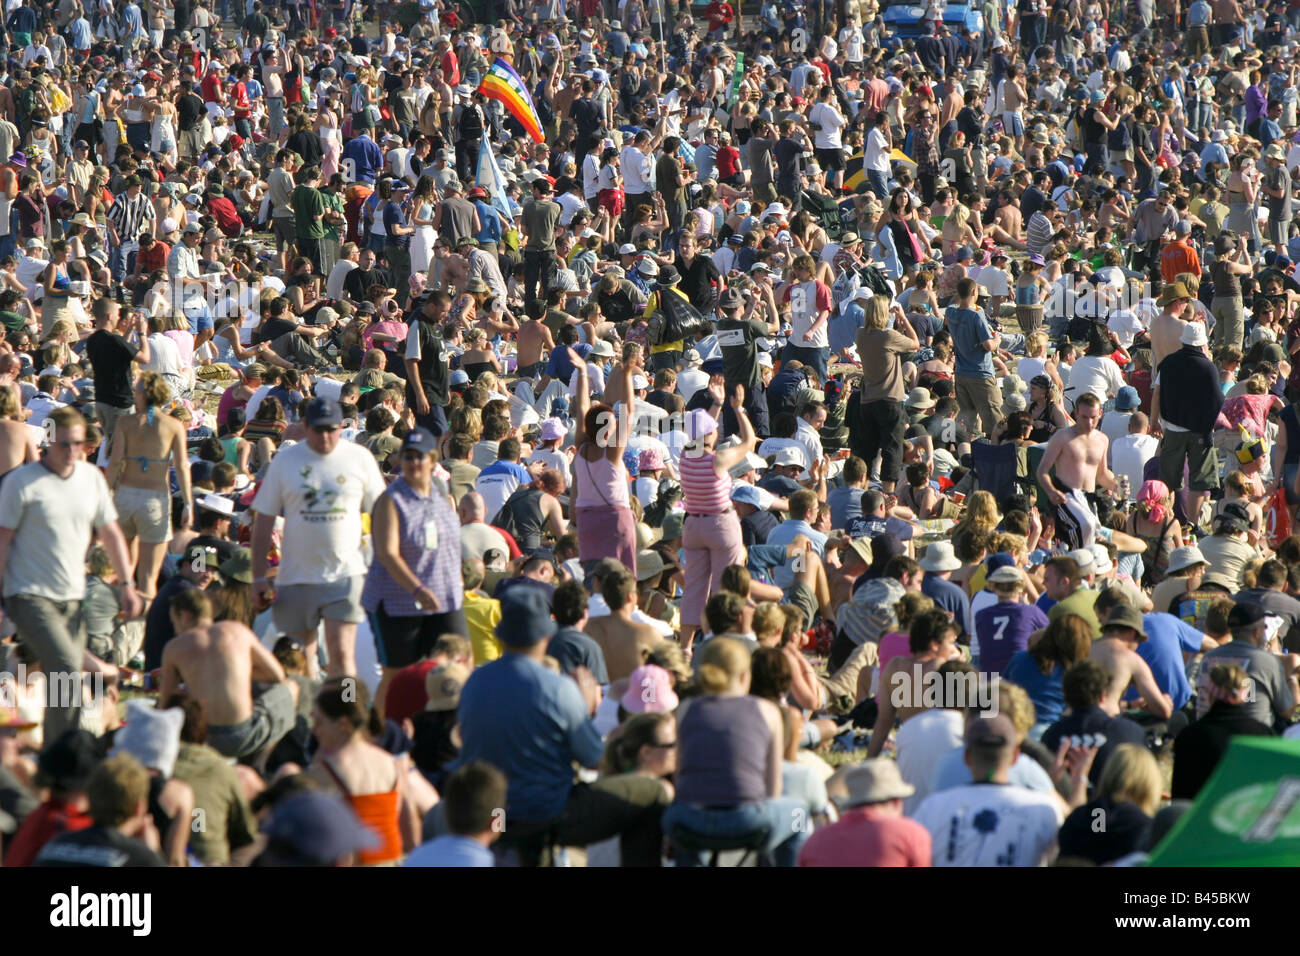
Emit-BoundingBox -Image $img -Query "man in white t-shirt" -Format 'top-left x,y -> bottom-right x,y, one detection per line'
0,405 -> 140,740
809,86 -> 848,192
676,350 -> 709,401
251,397 -> 386,680
326,242 -> 359,300
1099,386 -> 1140,447
1110,411 -> 1159,495
911,712 -> 1065,866
459,491 -> 511,560
863,112 -> 892,200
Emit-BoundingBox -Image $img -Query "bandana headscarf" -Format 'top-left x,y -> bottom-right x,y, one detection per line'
1137,479 -> 1170,524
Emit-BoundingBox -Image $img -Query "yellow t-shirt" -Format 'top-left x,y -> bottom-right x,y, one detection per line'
463,589 -> 502,665
645,288 -> 686,354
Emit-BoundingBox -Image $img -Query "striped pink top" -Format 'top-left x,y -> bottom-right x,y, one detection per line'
680,450 -> 731,514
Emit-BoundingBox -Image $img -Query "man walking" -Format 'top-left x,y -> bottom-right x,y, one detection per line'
250,398 -> 387,679
0,406 -> 140,740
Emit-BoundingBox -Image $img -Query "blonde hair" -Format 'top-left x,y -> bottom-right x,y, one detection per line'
996,681 -> 1037,741
47,319 -> 78,342
1097,743 -> 1162,816
1176,272 -> 1201,296
960,490 -> 999,532
696,636 -> 751,694
1026,331 -> 1048,356
138,370 -> 170,408
895,592 -> 935,630
863,294 -> 890,330
1245,373 -> 1268,394
752,602 -> 785,642
0,384 -> 19,421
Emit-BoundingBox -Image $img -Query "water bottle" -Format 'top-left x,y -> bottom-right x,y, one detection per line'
1118,474 -> 1130,503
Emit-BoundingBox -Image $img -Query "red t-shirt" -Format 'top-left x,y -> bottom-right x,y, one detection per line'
441,50 -> 460,87
137,239 -> 170,275
385,660 -> 440,724
232,81 -> 251,118
200,71 -> 224,105
207,196 -> 243,237
717,145 -> 741,179
4,798 -> 94,867
706,0 -> 734,28
798,808 -> 933,867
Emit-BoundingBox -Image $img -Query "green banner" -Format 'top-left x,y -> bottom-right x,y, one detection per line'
728,52 -> 745,109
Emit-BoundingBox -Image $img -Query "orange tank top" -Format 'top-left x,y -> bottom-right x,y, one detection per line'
322,758 -> 403,865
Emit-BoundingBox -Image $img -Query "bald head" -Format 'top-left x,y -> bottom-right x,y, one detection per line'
459,492 -> 487,524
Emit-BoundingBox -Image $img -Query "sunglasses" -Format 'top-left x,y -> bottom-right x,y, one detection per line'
401,450 -> 429,462
311,425 -> 340,434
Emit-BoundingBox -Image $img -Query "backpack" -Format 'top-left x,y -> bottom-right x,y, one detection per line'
646,289 -> 706,345
860,264 -> 893,297
831,266 -> 861,314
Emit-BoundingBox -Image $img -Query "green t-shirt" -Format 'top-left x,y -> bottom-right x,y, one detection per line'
1048,587 -> 1102,638
321,190 -> 344,244
291,184 -> 327,241
0,310 -> 27,333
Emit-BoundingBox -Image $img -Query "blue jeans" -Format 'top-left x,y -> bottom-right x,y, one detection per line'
782,343 -> 829,384
866,169 -> 890,200
663,798 -> 809,867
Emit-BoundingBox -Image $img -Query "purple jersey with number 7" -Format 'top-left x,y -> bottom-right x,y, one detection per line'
975,601 -> 1050,677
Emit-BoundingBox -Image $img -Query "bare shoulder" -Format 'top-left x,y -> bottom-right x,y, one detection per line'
213,619 -> 257,644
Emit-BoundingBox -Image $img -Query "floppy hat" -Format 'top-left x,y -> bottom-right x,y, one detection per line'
1157,281 -> 1192,305
835,759 -> 915,809
636,549 -> 666,582
905,386 -> 936,409
620,664 -> 678,714
919,541 -> 962,572
219,548 -> 253,584
1102,604 -> 1148,640
1179,322 -> 1208,347
1165,545 -> 1208,574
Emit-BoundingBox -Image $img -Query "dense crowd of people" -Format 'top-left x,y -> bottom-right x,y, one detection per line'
0,0 -> 1299,869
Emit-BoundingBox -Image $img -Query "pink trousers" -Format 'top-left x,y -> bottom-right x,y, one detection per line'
681,511 -> 746,631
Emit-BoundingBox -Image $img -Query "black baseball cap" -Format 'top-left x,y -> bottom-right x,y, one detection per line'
1227,602 -> 1267,629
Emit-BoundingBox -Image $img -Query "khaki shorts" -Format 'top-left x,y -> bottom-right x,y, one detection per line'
272,575 -> 366,634
114,485 -> 173,544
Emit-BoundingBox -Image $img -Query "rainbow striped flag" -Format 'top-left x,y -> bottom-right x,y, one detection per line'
478,58 -> 545,144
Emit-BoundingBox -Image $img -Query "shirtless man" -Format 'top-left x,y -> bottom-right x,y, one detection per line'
0,384 -> 38,481
827,538 -> 872,620
515,307 -> 555,379
867,608 -> 962,758
1001,65 -> 1029,153
1089,604 -> 1174,718
429,238 -> 469,293
584,568 -> 662,682
1037,391 -> 1115,549
107,370 -> 193,598
991,189 -> 1025,245
158,588 -> 300,760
